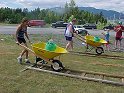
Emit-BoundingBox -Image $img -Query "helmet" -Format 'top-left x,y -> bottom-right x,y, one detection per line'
118,21 -> 122,25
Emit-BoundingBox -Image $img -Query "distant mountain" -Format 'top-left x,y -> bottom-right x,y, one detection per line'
49,7 -> 124,19
78,7 -> 124,19
49,7 -> 64,14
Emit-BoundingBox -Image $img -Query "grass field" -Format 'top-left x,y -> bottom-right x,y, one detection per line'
0,34 -> 124,93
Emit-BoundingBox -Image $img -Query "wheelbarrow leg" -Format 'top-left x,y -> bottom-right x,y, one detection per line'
35,56 -> 47,65
85,46 -> 94,52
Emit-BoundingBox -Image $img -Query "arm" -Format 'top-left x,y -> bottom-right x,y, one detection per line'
101,32 -> 105,36
114,26 -> 118,32
68,25 -> 78,36
121,26 -> 124,32
25,28 -> 31,43
68,25 -> 74,34
87,32 -> 90,35
15,25 -> 21,43
114,26 -> 122,32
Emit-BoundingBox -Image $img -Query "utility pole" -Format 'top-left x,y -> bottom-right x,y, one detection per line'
113,14 -> 115,24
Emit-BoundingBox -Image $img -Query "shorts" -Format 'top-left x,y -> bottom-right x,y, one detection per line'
17,37 -> 26,44
116,37 -> 122,41
65,36 -> 72,41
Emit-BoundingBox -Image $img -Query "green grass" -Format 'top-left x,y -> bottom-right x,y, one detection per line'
0,34 -> 124,93
0,23 -> 18,26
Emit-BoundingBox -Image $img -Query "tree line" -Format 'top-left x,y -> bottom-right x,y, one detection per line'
0,0 -> 107,24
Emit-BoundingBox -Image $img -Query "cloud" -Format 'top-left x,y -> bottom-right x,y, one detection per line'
0,2 -> 7,8
16,0 -> 66,8
77,0 -> 124,12
1,0 -> 124,12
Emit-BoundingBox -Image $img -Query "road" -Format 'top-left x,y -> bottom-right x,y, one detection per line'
0,26 -> 117,36
0,26 -> 64,35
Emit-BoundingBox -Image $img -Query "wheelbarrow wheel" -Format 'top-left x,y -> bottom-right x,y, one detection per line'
96,47 -> 104,55
51,60 -> 64,72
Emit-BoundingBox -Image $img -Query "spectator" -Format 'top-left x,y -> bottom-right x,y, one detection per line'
114,21 -> 124,50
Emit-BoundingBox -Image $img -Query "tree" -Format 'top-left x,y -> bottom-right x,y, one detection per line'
22,8 -> 28,16
64,2 -> 69,13
69,0 -> 76,9
0,2 -> 107,25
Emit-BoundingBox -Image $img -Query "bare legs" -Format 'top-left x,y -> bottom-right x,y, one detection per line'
105,43 -> 110,51
115,40 -> 121,49
66,40 -> 73,51
19,43 -> 29,59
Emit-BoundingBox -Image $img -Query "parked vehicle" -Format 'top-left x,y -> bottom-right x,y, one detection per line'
28,20 -> 46,27
103,25 -> 114,30
74,25 -> 88,36
83,24 -> 97,29
51,21 -> 68,28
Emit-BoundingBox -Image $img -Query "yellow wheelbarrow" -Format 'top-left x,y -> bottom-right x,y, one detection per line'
85,35 -> 107,54
75,34 -> 107,55
20,42 -> 68,72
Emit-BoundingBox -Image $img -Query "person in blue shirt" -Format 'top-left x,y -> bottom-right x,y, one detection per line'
102,29 -> 110,51
16,17 -> 31,64
64,18 -> 76,51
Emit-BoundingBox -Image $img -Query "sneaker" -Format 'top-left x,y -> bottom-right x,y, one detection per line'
17,57 -> 22,64
40,60 -> 47,64
118,48 -> 122,51
113,47 -> 117,50
25,59 -> 31,64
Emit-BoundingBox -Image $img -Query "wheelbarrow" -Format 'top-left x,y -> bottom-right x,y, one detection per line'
75,34 -> 107,55
19,42 -> 68,72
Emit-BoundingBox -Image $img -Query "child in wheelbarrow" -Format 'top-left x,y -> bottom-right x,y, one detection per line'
15,17 -> 31,64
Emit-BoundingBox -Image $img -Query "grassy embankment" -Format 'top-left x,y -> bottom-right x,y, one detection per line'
0,34 -> 124,93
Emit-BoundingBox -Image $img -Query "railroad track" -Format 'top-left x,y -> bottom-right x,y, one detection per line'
70,51 -> 124,60
22,64 -> 124,86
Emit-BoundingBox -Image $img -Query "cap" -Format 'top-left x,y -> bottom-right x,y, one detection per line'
118,21 -> 122,25
72,18 -> 76,22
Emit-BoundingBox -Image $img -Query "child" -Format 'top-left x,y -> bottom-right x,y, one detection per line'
102,29 -> 110,51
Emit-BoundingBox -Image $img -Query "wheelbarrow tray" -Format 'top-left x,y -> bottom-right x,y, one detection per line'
31,42 -> 68,59
85,35 -> 107,47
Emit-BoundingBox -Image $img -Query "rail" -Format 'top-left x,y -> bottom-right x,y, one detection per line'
22,64 -> 124,86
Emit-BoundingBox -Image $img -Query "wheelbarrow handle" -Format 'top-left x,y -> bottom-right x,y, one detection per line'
19,44 -> 35,54
18,44 -> 51,62
74,34 -> 86,43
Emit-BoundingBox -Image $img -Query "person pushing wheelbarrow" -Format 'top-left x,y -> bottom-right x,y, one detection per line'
64,16 -> 77,51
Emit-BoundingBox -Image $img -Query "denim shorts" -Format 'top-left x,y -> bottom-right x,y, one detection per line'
17,37 -> 26,44
65,36 -> 72,41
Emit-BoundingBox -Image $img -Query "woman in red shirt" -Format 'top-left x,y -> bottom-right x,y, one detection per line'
114,21 -> 124,50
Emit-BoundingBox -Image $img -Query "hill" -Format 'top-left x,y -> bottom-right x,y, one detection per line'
49,7 -> 124,19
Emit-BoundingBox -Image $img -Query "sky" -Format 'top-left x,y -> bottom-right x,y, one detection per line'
0,0 -> 124,13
